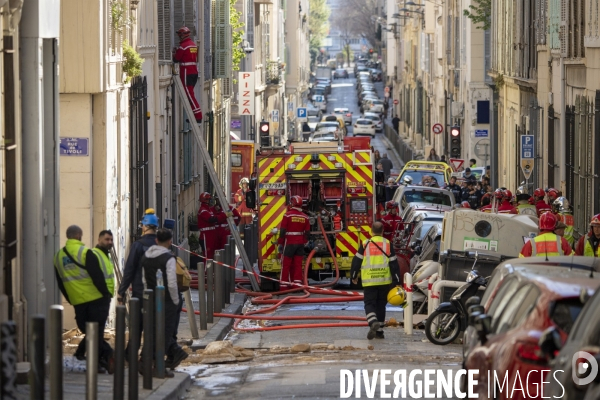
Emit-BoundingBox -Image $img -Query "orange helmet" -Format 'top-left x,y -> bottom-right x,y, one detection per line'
590,214 -> 600,226
290,195 -> 303,207
177,26 -> 191,40
547,188 -> 559,201
539,212 -> 558,231
199,192 -> 212,203
534,188 -> 545,198
385,200 -> 398,210
461,201 -> 471,208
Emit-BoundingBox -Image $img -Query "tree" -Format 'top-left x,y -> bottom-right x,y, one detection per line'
308,0 -> 330,60
231,0 -> 245,72
331,12 -> 353,66
340,0 -> 379,51
463,0 -> 491,30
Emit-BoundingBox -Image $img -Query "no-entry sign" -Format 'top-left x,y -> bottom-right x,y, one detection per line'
432,123 -> 444,134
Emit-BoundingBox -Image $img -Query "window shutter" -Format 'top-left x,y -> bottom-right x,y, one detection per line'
560,0 -> 568,56
247,0 -> 254,48
484,29 -> 491,82
185,0 -> 196,36
174,0 -> 184,34
214,0 -> 231,79
158,0 -> 172,61
204,0 -> 212,81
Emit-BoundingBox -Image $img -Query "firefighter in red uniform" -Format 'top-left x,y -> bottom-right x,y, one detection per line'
213,201 -> 241,250
173,27 -> 202,123
277,196 -> 310,286
234,177 -> 254,226
533,188 -> 551,217
497,189 -> 518,214
478,193 -> 492,212
381,201 -> 403,243
519,212 -> 573,257
197,192 -> 218,259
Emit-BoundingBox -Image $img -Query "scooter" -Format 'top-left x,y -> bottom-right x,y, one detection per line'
424,256 -> 487,345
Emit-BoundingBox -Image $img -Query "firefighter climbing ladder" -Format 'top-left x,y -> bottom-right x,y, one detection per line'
173,76 -> 260,292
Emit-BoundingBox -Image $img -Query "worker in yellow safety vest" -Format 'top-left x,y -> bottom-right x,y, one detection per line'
519,212 -> 573,257
575,214 -> 600,257
54,225 -> 115,373
552,197 -> 575,247
351,221 -> 401,340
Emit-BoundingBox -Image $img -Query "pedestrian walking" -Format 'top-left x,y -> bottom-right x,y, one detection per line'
379,153 -> 393,179
173,27 -> 202,122
140,228 -> 189,375
118,209 -> 159,357
392,116 -> 400,133
277,196 -> 310,287
351,222 -> 402,339
54,225 -> 114,373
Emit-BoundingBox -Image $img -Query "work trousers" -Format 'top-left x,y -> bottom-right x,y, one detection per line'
200,231 -> 217,260
73,297 -> 113,361
180,68 -> 202,122
281,243 -> 305,283
141,292 -> 183,361
364,284 -> 391,330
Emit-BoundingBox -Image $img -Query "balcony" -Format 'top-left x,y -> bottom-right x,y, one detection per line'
265,60 -> 283,96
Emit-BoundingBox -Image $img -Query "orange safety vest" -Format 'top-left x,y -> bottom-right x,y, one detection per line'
531,233 -> 564,257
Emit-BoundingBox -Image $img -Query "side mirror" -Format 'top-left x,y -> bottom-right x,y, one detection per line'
465,296 -> 481,309
468,304 -> 484,317
474,314 -> 492,344
249,177 -> 257,191
468,311 -> 482,327
245,190 -> 256,209
538,327 -> 562,359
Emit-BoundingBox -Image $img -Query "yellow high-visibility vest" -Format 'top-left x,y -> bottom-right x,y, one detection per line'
54,239 -> 104,305
360,237 -> 392,286
530,233 -> 563,257
91,248 -> 115,296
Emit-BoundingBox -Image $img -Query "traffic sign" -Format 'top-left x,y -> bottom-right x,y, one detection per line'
393,99 -> 399,105
297,107 -> 307,119
432,123 -> 444,134
520,135 -> 535,180
449,158 -> 464,171
271,109 -> 279,123
313,95 -> 325,103
475,129 -> 488,138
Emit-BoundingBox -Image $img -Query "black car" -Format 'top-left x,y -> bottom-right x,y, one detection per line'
542,286 -> 600,399
333,68 -> 349,79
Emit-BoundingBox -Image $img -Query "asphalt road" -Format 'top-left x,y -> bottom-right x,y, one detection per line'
181,69 -> 460,399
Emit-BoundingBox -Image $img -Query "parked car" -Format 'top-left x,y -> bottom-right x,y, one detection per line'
333,68 -> 349,79
362,112 -> 382,132
333,107 -> 353,124
321,114 -> 347,137
314,121 -> 342,139
315,78 -> 331,94
306,115 -> 320,132
463,260 -> 600,400
392,185 -> 455,213
352,118 -> 376,137
366,99 -> 385,114
306,103 -> 321,118
309,131 -> 337,142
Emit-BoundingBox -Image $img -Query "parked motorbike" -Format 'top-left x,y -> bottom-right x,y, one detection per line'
425,256 -> 487,345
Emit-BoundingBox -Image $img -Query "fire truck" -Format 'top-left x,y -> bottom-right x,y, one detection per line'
256,137 -> 376,290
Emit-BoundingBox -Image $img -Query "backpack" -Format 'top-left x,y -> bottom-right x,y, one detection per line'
175,257 -> 192,292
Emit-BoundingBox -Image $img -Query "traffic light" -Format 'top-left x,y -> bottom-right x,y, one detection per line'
450,126 -> 461,158
260,121 -> 270,146
369,48 -> 373,54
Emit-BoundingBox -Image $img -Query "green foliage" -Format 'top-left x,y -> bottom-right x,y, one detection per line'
111,0 -> 134,34
122,41 -> 143,83
463,0 -> 491,30
492,74 -> 505,92
308,0 -> 331,53
188,232 -> 200,252
230,0 -> 246,72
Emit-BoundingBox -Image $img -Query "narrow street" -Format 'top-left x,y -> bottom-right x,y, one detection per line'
181,69 -> 460,399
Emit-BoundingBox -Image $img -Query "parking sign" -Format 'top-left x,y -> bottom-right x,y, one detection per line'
297,107 -> 307,121
521,135 -> 534,160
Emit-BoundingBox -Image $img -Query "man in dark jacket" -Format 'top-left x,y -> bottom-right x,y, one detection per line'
446,176 -> 462,203
378,153 -> 394,179
140,229 -> 188,375
117,209 -> 159,356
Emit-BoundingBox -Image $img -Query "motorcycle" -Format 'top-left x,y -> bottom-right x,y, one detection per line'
424,256 -> 488,345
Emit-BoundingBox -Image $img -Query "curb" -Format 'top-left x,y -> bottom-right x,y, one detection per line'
191,292 -> 247,350
146,372 -> 192,400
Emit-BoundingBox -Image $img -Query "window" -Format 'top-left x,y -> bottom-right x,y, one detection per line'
493,284 -> 533,334
487,277 -> 520,319
231,153 -> 242,167
550,298 -> 586,334
477,101 -> 490,124
510,286 -> 540,328
481,269 -> 503,307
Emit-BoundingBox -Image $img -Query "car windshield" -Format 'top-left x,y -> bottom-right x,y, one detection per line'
316,122 -> 339,129
399,171 -> 447,185
363,115 -> 380,122
312,134 -> 336,141
356,120 -> 372,125
402,189 -> 453,206
307,116 -> 319,123
372,100 -> 384,105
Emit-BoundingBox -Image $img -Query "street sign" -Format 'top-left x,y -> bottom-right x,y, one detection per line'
432,123 -> 444,134
296,107 -> 307,119
313,95 -> 325,103
271,109 -> 279,123
520,135 -> 535,180
288,101 -> 294,112
475,129 -> 488,138
60,137 -> 89,156
393,99 -> 399,105
449,158 -> 464,171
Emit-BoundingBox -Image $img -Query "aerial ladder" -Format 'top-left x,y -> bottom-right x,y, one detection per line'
173,76 -> 260,292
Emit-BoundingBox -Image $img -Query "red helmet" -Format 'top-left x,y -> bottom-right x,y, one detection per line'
504,189 -> 513,200
199,192 -> 212,203
481,193 -> 491,205
528,196 -> 536,205
177,26 -> 191,39
534,188 -> 545,198
385,200 -> 398,210
547,188 -> 559,201
461,201 -> 471,208
590,214 -> 600,226
290,195 -> 303,208
539,212 -> 558,231
494,189 -> 504,199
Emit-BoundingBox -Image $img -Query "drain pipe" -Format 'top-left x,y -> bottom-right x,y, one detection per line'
559,57 -> 566,187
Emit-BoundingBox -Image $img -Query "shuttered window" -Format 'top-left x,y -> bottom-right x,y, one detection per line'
158,0 -> 172,61
548,0 -> 560,50
214,0 -> 231,78
204,0 -> 212,81
246,0 -> 254,47
484,29 -> 491,82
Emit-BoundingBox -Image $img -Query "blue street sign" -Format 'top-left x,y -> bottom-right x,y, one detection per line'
60,137 -> 89,156
475,129 -> 488,138
313,95 -> 325,103
297,107 -> 307,118
521,135 -> 534,160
